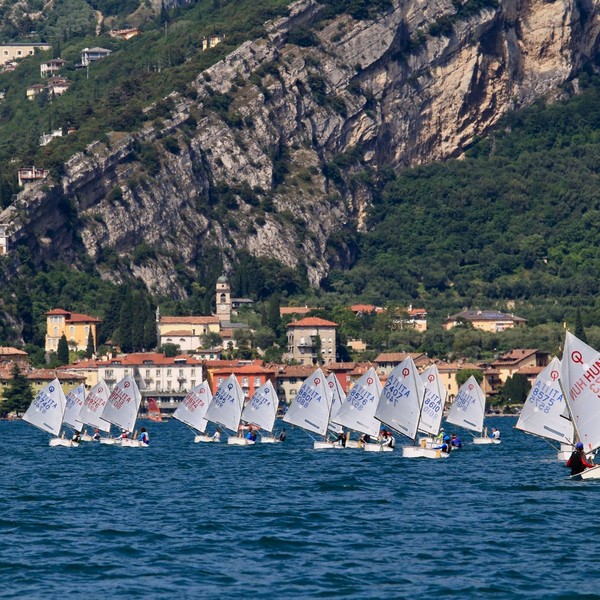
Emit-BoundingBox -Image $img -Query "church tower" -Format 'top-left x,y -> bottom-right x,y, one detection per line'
215,274 -> 231,323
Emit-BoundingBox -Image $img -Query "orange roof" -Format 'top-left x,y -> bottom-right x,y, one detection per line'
162,330 -> 196,336
212,364 -> 273,376
46,308 -> 101,323
102,353 -> 203,366
274,365 -> 319,378
407,307 -> 427,317
27,369 -> 86,381
287,317 -> 338,328
348,304 -> 384,313
375,352 -> 427,363
0,347 -> 27,356
160,316 -> 220,324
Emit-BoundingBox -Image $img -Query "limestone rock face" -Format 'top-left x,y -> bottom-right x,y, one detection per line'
2,0 -> 599,295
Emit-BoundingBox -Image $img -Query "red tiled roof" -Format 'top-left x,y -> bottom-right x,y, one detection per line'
348,304 -> 383,313
212,364 -> 273,375
287,317 -> 338,328
0,347 -> 27,356
46,308 -> 101,323
274,365 -> 319,378
101,353 -> 203,366
375,352 -> 427,363
27,369 -> 86,381
160,316 -> 220,324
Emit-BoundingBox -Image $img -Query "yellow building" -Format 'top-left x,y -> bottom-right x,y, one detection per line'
45,308 -> 101,353
158,315 -> 221,351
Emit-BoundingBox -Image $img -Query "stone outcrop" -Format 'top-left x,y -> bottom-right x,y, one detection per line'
2,0 -> 599,296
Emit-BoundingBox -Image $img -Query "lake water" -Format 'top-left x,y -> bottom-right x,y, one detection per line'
1,416 -> 599,599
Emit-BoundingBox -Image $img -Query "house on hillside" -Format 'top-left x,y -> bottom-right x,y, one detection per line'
0,223 -> 8,255
81,47 -> 112,66
46,76 -> 70,96
109,28 -> 141,40
443,310 -> 527,332
17,166 -> 48,188
482,348 -> 550,394
40,58 -> 65,77
0,43 -> 51,66
45,308 -> 101,353
285,317 -> 338,365
158,315 -> 221,351
374,352 -> 432,376
202,35 -> 222,51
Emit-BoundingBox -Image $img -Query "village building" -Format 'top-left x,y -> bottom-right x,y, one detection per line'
46,76 -> 70,96
0,223 -> 8,255
0,43 -> 51,66
285,317 -> 338,365
481,348 -> 550,394
27,368 -> 86,396
81,47 -> 112,66
325,362 -> 358,393
209,362 -> 274,400
45,308 -> 101,353
40,58 -> 65,77
443,309 -> 527,332
39,129 -> 63,146
158,315 -> 221,351
273,364 -> 317,405
280,306 -> 313,319
202,35 -> 223,51
348,304 -> 385,315
17,166 -> 48,188
0,347 -> 28,366
374,352 -> 432,377
109,28 -> 141,40
26,83 -> 45,100
401,305 -> 428,331
435,361 -> 486,400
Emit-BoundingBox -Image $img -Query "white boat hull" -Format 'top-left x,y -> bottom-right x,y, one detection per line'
313,441 -> 344,450
227,437 -> 255,446
120,438 -> 148,448
194,435 -> 218,443
260,436 -> 280,444
577,465 -> 600,480
345,440 -> 360,449
363,443 -> 393,452
472,437 -> 501,445
80,433 -> 94,442
402,446 -> 450,459
99,437 -> 120,445
49,438 -> 78,447
558,450 -> 571,461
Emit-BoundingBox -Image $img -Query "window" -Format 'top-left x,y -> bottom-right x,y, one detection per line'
191,380 -> 196,388
145,370 -> 150,378
53,326 -> 58,336
85,325 -> 89,335
167,381 -> 171,390
242,377 -> 249,386
254,377 -> 261,387
220,293 -> 226,303
69,325 -> 75,339
218,378 -> 224,385
191,369 -> 196,376
106,369 -> 113,378
179,369 -> 184,377
167,369 -> 172,377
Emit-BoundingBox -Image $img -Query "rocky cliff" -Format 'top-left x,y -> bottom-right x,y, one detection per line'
2,0 -> 599,296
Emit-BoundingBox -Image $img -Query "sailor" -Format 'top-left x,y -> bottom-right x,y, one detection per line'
120,429 -> 129,440
435,435 -> 452,454
490,427 -> 501,440
451,433 -> 462,449
567,442 -> 595,476
246,426 -> 257,442
358,433 -> 371,447
212,429 -> 221,442
72,430 -> 81,443
436,427 -> 445,442
92,428 -> 101,441
336,430 -> 347,447
138,427 -> 149,446
278,428 -> 287,442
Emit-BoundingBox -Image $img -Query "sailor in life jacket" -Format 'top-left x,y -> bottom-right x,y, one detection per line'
138,427 -> 149,445
567,442 -> 594,476
435,435 -> 452,454
489,427 -> 501,440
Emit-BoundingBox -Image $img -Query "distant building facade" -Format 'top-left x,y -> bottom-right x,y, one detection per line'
0,43 -> 51,66
444,310 -> 527,332
286,317 -> 338,365
45,308 -> 101,353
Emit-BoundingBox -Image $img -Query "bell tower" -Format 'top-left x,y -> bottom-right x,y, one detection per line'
215,274 -> 231,323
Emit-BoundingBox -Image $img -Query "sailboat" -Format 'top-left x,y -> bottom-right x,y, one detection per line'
332,367 -> 383,451
404,364 -> 449,458
56,383 -> 87,444
204,374 -> 248,445
445,376 -> 493,444
373,357 -> 429,455
515,357 -> 575,460
173,382 -> 216,442
78,379 -> 113,443
240,380 -> 280,443
559,331 -> 600,479
311,373 -> 345,449
101,375 -> 145,447
283,368 -> 332,447
22,378 -> 68,446
146,397 -> 163,422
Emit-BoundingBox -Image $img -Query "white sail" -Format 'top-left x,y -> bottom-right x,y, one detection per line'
205,374 -> 245,433
516,357 -> 574,444
418,365 -> 447,436
173,381 -> 212,433
333,367 -> 383,437
22,378 -> 67,436
283,368 -> 331,436
241,380 -> 278,432
63,384 -> 86,431
559,331 -> 600,452
101,375 -> 142,433
78,379 -> 111,432
446,376 -> 485,433
325,373 -> 344,434
375,358 -> 424,440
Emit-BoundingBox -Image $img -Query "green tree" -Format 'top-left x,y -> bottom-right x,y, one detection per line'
57,334 -> 69,365
85,328 -> 95,358
1,364 -> 34,416
267,295 -> 281,336
200,332 -> 223,348
456,368 -> 483,386
161,343 -> 180,357
575,308 -> 587,343
500,374 -> 531,405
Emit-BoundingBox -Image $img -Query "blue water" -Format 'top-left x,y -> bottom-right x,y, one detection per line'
1,417 -> 599,599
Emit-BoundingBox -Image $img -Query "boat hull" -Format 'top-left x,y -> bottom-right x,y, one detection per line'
313,441 -> 344,450
363,443 -> 393,452
194,435 -> 218,443
120,438 -> 148,448
576,465 -> 600,480
227,437 -> 255,446
49,438 -> 78,447
472,437 -> 501,445
402,446 -> 449,459
260,436 -> 280,444
99,438 -> 120,445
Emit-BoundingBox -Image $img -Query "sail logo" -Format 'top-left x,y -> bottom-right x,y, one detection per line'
571,351 -> 583,365
550,370 -> 559,381
314,378 -> 321,385
328,381 -> 334,388
49,385 -> 55,393
402,368 -> 410,377
428,374 -> 435,383
124,381 -> 131,388
367,377 -> 374,385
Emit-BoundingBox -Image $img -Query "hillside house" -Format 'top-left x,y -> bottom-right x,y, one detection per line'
0,223 -> 8,255
40,58 -> 65,77
285,317 -> 338,365
26,83 -> 45,100
0,43 -> 51,66
443,310 -> 527,332
109,28 -> 141,40
202,35 -> 222,51
40,129 -> 63,146
158,315 -> 221,351
81,47 -> 112,66
374,352 -> 432,377
45,308 -> 101,353
17,166 -> 48,188
47,76 -> 70,96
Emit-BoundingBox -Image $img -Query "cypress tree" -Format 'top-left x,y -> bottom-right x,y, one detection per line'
117,289 -> 134,352
267,294 -> 281,336
57,334 -> 69,365
85,329 -> 95,359
1,364 -> 34,416
575,308 -> 587,343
